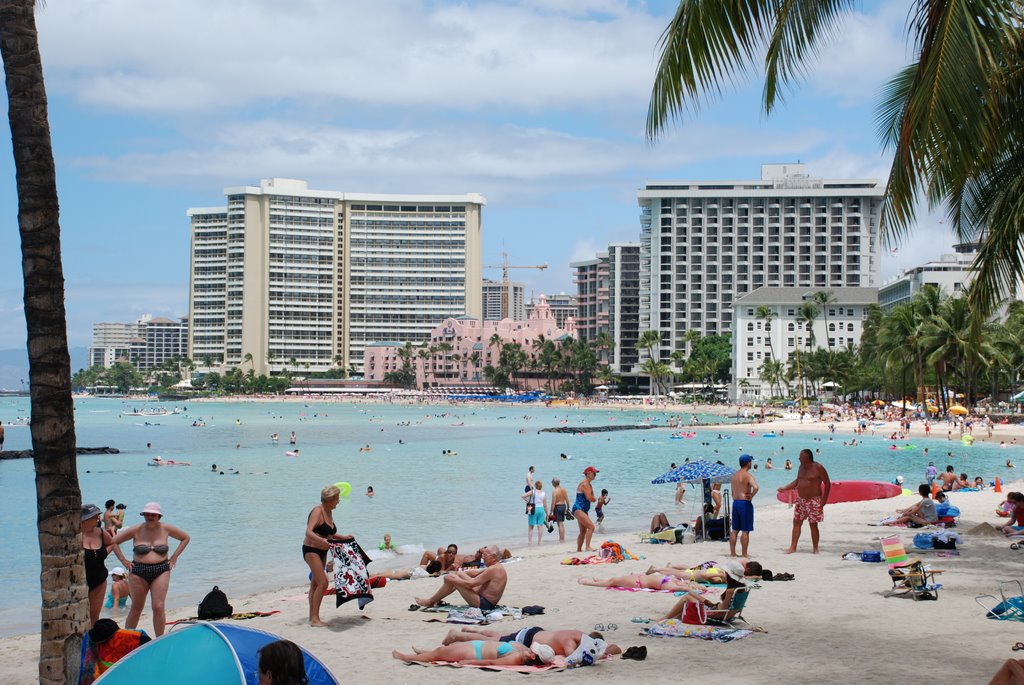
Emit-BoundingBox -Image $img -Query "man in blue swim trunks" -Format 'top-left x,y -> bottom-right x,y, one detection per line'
729,454 -> 759,557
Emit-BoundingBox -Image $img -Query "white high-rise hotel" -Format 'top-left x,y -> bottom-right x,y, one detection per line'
188,179 -> 484,375
636,164 -> 885,362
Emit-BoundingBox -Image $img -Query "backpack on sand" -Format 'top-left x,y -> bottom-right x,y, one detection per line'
198,586 -> 233,620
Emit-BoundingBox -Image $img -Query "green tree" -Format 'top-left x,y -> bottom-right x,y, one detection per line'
637,329 -> 663,396
646,0 -> 1023,322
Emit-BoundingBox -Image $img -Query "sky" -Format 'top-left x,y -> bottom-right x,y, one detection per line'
0,0 -> 959,351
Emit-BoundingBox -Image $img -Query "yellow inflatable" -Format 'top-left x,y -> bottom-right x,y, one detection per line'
961,435 -> 975,446
334,481 -> 352,498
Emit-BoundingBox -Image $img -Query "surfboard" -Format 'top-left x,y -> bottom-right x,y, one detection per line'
777,480 -> 902,505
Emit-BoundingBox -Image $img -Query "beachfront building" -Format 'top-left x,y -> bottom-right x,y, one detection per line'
187,179 -> 484,376
363,294 -> 575,389
570,243 -> 642,373
730,286 -> 878,401
482,278 -> 525,321
527,292 -> 576,330
89,315 -> 189,370
637,163 -> 885,367
877,241 -> 1024,310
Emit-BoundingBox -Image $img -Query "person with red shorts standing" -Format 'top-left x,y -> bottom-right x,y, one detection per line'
778,449 -> 831,554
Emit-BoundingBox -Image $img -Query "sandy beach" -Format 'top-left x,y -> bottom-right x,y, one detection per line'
3,465 -> 1022,683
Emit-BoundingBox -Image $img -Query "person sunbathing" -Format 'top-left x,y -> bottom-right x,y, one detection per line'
659,560 -> 761,623
884,484 -> 939,527
415,545 -> 507,610
644,563 -> 728,584
391,640 -> 556,666
577,572 -> 701,592
375,560 -> 442,580
441,626 -> 621,657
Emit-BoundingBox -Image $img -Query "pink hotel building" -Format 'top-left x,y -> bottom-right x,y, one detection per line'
363,295 -> 576,389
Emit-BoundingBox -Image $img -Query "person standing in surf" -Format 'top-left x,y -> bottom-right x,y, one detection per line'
778,449 -> 830,554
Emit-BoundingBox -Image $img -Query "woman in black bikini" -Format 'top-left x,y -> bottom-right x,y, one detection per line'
81,503 -> 116,624
303,484 -> 354,627
111,502 -> 190,637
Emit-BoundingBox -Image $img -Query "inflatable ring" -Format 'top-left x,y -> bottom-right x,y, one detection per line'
334,481 -> 352,498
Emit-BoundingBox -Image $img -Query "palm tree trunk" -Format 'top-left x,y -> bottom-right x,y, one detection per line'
1,3 -> 87,681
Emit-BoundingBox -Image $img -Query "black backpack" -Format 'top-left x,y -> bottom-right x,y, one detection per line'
198,586 -> 233,620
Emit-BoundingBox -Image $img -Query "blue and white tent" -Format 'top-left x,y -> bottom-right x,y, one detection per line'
96,622 -> 339,685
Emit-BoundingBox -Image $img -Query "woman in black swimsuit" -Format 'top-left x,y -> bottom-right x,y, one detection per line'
81,503 -> 115,624
303,484 -> 354,627
111,502 -> 190,637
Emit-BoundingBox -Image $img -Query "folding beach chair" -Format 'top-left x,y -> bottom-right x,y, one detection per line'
704,587 -> 753,629
881,535 -> 944,600
976,580 -> 1024,621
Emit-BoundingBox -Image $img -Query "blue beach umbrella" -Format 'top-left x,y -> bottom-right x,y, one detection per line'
651,458 -> 736,485
96,622 -> 339,685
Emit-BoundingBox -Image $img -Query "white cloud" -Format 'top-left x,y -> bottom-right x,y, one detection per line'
37,0 -> 668,114
807,3 -> 911,106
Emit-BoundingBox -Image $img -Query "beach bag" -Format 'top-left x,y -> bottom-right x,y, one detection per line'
197,586 -> 233,619
682,601 -> 708,625
933,537 -> 957,550
913,533 -> 934,550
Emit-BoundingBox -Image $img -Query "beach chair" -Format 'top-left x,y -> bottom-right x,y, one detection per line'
704,587 -> 753,629
881,535 -> 944,600
976,580 -> 1024,621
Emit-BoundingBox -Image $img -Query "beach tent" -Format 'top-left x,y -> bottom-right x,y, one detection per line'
652,460 -> 737,543
95,622 -> 339,685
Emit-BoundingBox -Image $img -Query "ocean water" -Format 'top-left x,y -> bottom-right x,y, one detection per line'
0,397 -> 1015,636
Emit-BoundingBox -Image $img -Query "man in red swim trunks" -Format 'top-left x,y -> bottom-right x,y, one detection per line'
778,449 -> 831,554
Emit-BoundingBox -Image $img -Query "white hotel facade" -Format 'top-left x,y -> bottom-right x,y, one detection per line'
635,164 -> 885,368
187,178 -> 484,375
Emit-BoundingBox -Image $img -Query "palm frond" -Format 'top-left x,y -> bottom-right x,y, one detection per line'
647,0 -> 777,140
763,0 -> 855,113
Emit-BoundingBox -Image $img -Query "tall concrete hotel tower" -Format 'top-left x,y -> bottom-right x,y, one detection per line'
188,178 -> 484,375
636,163 -> 884,360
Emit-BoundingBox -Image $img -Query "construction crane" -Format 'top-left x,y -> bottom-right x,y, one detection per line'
484,252 -> 548,320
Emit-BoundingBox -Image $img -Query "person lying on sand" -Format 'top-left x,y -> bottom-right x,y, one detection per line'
577,572 -> 702,593
374,560 -> 443,580
644,562 -> 730,584
415,545 -> 507,610
392,640 -> 556,666
441,626 -> 621,657
659,560 -> 762,622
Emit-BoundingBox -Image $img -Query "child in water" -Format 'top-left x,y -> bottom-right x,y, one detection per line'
595,489 -> 610,525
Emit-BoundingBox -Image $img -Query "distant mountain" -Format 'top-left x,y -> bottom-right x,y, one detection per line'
0,346 -> 89,391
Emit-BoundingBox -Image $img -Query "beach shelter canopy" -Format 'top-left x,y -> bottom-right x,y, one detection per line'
96,622 -> 339,685
652,459 -> 736,485
948,405 -> 969,415
871,399 -> 887,406
1012,390 -> 1024,403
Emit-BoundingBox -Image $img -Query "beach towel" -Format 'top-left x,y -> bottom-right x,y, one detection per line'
561,555 -> 613,565
329,539 -> 374,609
78,628 -> 150,684
166,610 -> 282,625
643,618 -> 752,642
421,604 -> 523,622
403,660 -> 566,673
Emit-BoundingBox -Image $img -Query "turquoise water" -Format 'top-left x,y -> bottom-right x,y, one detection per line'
0,397 -> 1014,636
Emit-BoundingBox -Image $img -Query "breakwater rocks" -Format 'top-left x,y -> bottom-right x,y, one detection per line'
0,446 -> 120,460
540,424 -> 659,434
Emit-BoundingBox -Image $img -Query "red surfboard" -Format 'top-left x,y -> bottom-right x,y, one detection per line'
777,480 -> 902,504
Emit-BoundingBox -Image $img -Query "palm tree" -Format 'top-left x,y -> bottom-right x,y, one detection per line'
754,305 -> 776,362
812,291 -> 837,352
266,349 -> 276,375
242,352 -> 254,372
1,3 -> 88,678
646,0 -> 1023,322
637,329 -> 662,395
794,301 -> 818,401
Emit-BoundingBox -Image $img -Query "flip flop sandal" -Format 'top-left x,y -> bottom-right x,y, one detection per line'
630,617 -> 651,624
408,604 -> 421,611
607,623 -> 619,631
594,623 -> 605,631
1013,642 -> 1024,651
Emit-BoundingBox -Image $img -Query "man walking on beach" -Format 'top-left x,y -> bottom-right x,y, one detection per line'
778,449 -> 831,554
729,454 -> 758,557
